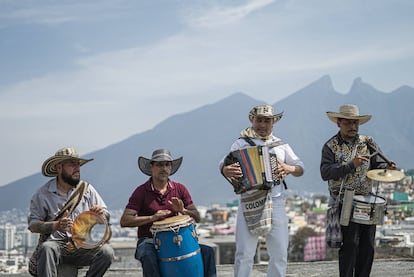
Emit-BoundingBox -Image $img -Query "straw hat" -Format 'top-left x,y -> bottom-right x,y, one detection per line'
41,147 -> 93,177
248,105 -> 283,124
326,104 -> 371,125
138,149 -> 183,176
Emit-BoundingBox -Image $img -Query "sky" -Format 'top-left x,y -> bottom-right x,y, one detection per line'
1,0 -> 413,186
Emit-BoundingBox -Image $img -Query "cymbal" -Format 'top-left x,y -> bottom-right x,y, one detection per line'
367,169 -> 405,182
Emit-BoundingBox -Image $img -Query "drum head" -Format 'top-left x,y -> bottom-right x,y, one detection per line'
353,195 -> 386,204
72,211 -> 111,249
151,215 -> 193,233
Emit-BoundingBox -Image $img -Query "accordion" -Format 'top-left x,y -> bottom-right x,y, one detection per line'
224,145 -> 280,194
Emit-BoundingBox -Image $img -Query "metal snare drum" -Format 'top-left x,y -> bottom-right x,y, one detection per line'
351,195 -> 387,225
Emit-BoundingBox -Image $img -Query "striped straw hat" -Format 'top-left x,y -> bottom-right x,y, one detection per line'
41,147 -> 93,177
248,105 -> 284,124
138,149 -> 183,176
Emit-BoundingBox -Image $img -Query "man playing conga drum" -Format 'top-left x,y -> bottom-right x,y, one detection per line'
320,104 -> 397,277
120,149 -> 216,277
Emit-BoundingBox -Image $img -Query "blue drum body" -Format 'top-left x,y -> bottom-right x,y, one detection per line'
151,215 -> 204,277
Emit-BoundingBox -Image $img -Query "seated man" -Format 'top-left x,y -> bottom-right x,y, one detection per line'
120,149 -> 217,277
28,147 -> 114,277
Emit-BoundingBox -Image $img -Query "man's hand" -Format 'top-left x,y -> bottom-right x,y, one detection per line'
168,197 -> 184,213
352,154 -> 370,168
222,163 -> 243,180
386,161 -> 397,170
152,210 -> 171,222
56,210 -> 72,232
90,205 -> 105,216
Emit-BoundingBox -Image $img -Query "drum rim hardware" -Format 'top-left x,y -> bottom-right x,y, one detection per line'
150,215 -> 198,249
158,248 -> 201,263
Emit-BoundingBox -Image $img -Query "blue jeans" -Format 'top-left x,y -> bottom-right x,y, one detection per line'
135,238 -> 216,277
234,196 -> 288,277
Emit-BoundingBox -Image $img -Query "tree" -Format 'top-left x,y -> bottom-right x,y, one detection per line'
289,226 -> 318,262
405,169 -> 414,178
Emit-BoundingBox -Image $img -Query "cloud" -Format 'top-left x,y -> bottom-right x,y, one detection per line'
0,0 -> 129,27
2,4 -> 413,117
183,0 -> 275,28
1,0 -> 414,185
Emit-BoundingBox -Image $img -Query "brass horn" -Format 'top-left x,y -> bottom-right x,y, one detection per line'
71,211 -> 111,249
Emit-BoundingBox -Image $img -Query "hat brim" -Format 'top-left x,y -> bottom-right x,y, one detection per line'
249,112 -> 284,124
326,112 -> 371,125
138,156 -> 183,176
42,156 -> 94,177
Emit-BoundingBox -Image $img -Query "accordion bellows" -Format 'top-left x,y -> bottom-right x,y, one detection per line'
224,145 -> 280,194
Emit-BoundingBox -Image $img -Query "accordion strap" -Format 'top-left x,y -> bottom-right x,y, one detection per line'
240,136 -> 256,146
240,137 -> 286,148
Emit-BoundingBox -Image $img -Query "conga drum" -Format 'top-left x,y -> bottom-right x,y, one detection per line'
150,215 -> 204,277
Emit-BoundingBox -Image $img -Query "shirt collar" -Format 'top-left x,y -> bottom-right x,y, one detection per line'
48,178 -> 59,193
147,178 -> 175,192
337,132 -> 359,145
47,178 -> 76,194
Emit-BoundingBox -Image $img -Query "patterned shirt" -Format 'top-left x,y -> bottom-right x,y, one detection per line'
320,132 -> 388,199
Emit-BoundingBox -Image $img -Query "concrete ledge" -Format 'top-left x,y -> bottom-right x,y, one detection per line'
2,259 -> 413,276
99,259 -> 414,276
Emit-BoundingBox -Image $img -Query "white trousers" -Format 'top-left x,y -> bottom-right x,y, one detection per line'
234,196 -> 288,277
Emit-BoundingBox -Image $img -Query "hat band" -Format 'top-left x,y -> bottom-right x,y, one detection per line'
340,113 -> 359,117
151,153 -> 172,161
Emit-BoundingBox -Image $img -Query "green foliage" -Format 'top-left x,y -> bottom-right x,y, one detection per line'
405,168 -> 414,177
289,226 -> 318,262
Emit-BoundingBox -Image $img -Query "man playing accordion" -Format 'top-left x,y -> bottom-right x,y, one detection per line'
220,104 -> 304,277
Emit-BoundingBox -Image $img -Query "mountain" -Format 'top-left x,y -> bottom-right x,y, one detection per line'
1,75 -> 413,211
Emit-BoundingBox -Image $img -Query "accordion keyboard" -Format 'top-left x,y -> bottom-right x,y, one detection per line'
270,154 -> 279,181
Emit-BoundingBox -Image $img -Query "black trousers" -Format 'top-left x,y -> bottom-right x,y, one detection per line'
339,222 -> 376,277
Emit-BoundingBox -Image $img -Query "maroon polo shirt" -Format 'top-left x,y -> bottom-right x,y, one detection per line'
125,178 -> 194,238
